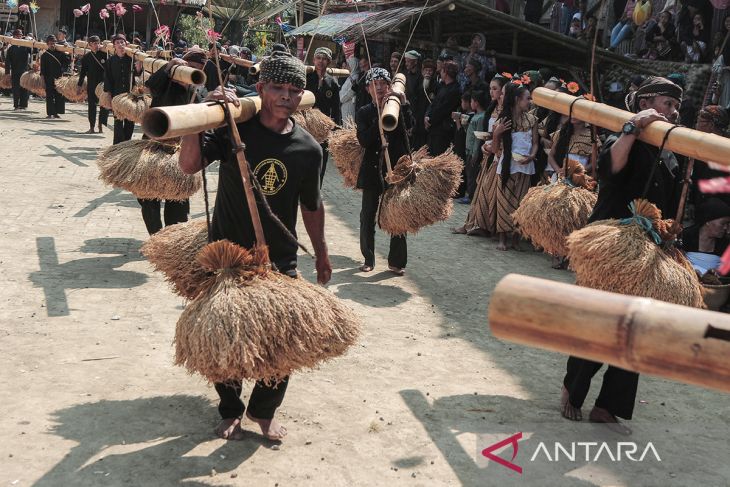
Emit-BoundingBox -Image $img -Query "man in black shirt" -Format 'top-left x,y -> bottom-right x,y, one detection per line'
305,46 -> 342,184
6,29 -> 31,110
426,60 -> 460,156
138,48 -> 207,236
562,77 -> 683,435
203,42 -> 232,93
403,50 -> 427,148
355,67 -> 413,275
178,50 -> 331,442
40,35 -> 70,119
351,56 -> 371,111
77,35 -> 109,133
104,34 -> 137,144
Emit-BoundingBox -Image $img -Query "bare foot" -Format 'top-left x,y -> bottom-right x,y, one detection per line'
97,126 -> 103,133
246,411 -> 287,441
359,264 -> 373,273
215,417 -> 246,441
451,225 -> 467,234
560,386 -> 582,421
496,243 -> 508,251
589,406 -> 632,435
84,128 -> 95,134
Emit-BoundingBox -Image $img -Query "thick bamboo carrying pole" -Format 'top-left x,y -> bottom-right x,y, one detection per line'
488,274 -> 730,394
532,87 -> 730,168
74,40 -> 206,86
142,90 -> 316,139
0,35 -> 88,55
305,66 -> 350,77
381,73 -> 406,131
220,53 -> 254,69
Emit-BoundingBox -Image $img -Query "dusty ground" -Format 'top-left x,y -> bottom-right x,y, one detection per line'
0,96 -> 728,487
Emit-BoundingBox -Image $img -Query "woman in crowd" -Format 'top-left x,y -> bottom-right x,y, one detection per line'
491,80 -> 539,251
452,74 -> 508,236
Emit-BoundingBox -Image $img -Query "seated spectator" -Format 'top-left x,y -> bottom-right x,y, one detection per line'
459,59 -> 488,93
462,33 -> 495,80
610,0 -> 637,49
643,11 -> 676,60
568,13 -> 583,38
681,12 -> 709,63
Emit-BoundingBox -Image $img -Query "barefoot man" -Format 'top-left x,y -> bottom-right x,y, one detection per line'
178,50 -> 332,441
561,76 -> 683,435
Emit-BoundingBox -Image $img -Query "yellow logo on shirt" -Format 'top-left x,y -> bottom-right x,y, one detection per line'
254,158 -> 288,195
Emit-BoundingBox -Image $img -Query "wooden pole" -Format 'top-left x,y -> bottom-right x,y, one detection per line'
142,91 -> 316,139
488,274 -> 730,394
381,73 -> 406,131
533,87 -> 730,168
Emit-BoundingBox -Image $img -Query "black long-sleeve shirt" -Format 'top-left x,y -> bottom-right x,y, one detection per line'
40,49 -> 70,85
355,101 -> 414,191
426,80 -> 460,134
305,71 -> 342,126
78,50 -> 106,89
6,45 -> 31,77
104,54 -> 136,96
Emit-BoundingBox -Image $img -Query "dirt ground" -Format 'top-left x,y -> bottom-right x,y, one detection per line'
0,97 -> 728,487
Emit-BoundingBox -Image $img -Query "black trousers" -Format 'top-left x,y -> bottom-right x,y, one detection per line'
87,86 -> 109,127
428,129 -> 453,156
319,142 -> 329,187
360,187 -> 407,268
113,119 -> 135,144
215,377 -> 289,421
137,198 -> 189,235
11,73 -> 29,108
45,83 -> 65,116
563,356 -> 639,420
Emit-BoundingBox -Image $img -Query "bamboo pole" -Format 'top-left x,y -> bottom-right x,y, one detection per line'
220,53 -> 254,69
381,73 -> 406,131
74,40 -> 206,86
142,90 -> 316,139
488,274 -> 730,394
305,65 -> 350,77
533,87 -> 730,168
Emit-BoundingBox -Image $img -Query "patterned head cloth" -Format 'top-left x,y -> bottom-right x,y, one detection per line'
365,67 -> 391,85
259,51 -> 306,89
625,76 -> 682,113
314,46 -> 332,60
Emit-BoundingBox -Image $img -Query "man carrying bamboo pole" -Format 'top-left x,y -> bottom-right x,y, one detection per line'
6,29 -> 30,110
177,50 -> 332,442
561,76 -> 683,435
355,67 -> 412,275
104,34 -> 137,144
77,35 -> 108,134
40,35 -> 70,119
305,47 -> 341,185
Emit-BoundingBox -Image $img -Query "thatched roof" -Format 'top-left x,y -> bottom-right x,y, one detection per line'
287,0 -> 659,75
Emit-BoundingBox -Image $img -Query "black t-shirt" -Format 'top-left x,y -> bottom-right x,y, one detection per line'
202,115 -> 322,271
590,136 -> 679,222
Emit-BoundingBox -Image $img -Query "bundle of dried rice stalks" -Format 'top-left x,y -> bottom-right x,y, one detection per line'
140,219 -> 208,299
327,120 -> 363,188
96,82 -> 112,109
566,199 -> 704,308
378,146 -> 463,235
112,85 -> 151,123
512,159 -> 597,256
0,69 -> 11,90
292,108 -> 336,144
96,138 -> 200,200
174,240 -> 361,384
20,71 -> 45,97
55,75 -> 87,102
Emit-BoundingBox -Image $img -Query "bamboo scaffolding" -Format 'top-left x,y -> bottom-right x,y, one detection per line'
488,274 -> 730,394
142,90 -> 316,139
532,87 -> 730,167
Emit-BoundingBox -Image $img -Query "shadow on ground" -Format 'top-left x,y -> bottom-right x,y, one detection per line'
35,395 -> 270,487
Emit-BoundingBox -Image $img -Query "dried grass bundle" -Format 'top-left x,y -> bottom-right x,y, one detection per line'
112,85 -> 151,123
141,219 -> 209,299
0,70 -> 11,90
96,138 -> 200,200
327,120 -> 363,188
55,75 -> 86,102
378,146 -> 463,235
512,159 -> 597,256
566,199 -> 704,308
20,71 -> 45,97
174,240 -> 361,384
292,108 -> 336,144
96,82 -> 112,109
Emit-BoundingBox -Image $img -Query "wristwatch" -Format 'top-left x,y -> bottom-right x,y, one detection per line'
622,121 -> 640,136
